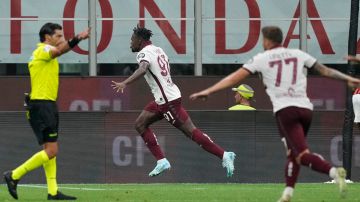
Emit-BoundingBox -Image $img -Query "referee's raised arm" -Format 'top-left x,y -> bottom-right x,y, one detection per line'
49,27 -> 90,58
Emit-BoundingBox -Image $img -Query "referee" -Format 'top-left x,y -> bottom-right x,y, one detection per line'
3,22 -> 89,200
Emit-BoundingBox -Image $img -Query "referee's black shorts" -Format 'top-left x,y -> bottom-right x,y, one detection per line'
28,100 -> 59,145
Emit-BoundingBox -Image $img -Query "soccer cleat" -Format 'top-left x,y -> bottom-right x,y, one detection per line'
335,167 -> 347,198
47,191 -> 77,200
3,171 -> 19,200
277,194 -> 291,202
149,158 -> 171,177
222,151 -> 236,177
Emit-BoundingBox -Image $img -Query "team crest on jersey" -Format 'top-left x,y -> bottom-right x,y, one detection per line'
137,53 -> 145,60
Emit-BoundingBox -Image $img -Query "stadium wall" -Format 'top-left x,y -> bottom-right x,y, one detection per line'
0,111 -> 358,184
0,76 -> 346,111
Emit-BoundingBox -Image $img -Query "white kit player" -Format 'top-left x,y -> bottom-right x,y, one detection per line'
345,55 -> 360,128
111,25 -> 235,178
190,26 -> 360,202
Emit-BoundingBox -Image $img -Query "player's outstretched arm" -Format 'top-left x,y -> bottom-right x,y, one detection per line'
111,61 -> 150,93
189,67 -> 250,100
50,27 -> 90,58
345,55 -> 360,63
313,62 -> 360,88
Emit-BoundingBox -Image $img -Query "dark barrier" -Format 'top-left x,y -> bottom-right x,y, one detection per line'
0,76 -> 346,111
0,111 -> 358,184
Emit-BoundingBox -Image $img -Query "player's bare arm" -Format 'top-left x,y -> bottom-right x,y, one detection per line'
313,62 -> 360,87
345,55 -> 360,63
111,61 -> 150,93
50,28 -> 90,58
190,67 -> 250,100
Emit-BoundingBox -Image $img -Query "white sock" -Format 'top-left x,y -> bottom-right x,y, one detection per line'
283,187 -> 294,197
329,167 -> 337,179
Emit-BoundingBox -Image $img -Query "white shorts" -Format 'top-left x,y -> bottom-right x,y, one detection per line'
353,94 -> 360,123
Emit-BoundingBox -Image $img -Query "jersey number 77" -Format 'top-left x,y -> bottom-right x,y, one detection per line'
269,57 -> 298,87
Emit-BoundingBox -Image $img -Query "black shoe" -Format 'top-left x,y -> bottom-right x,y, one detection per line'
3,171 -> 19,200
47,191 -> 77,200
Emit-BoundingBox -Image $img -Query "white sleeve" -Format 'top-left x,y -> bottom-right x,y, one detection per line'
300,50 -> 317,68
243,54 -> 262,73
136,51 -> 151,64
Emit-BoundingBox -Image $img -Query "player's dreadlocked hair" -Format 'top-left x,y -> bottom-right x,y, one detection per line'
133,25 -> 153,41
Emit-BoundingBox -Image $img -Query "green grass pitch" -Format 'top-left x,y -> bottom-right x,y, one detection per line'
0,183 -> 359,202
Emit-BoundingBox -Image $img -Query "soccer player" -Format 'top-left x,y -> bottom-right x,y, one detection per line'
3,23 -> 89,200
228,84 -> 256,110
111,25 -> 235,177
190,26 -> 359,202
346,56 -> 360,129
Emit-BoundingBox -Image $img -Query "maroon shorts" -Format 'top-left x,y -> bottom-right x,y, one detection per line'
144,98 -> 189,128
275,106 -> 312,157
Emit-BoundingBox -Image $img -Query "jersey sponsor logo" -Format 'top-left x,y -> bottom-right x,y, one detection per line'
288,87 -> 295,96
137,53 -> 145,60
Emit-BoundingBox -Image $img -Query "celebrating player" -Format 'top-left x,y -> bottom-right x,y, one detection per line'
111,25 -> 235,177
3,23 -> 89,200
345,56 -> 360,130
190,26 -> 359,202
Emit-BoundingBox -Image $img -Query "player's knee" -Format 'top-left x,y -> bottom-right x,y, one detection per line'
134,121 -> 145,134
296,149 -> 310,164
180,127 -> 193,138
45,147 -> 58,159
312,152 -> 325,161
134,124 -> 142,133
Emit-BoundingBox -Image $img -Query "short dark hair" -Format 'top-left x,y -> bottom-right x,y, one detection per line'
261,26 -> 283,44
39,23 -> 63,42
133,26 -> 153,41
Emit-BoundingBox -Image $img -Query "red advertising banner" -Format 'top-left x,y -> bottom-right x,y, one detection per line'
0,76 -> 346,111
0,0 -> 358,63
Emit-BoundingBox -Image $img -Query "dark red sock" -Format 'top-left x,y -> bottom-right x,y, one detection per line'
191,128 -> 224,159
285,155 -> 300,188
141,128 -> 165,160
300,153 -> 331,174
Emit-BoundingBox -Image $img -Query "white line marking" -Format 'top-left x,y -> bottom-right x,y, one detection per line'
15,184 -> 210,191
19,184 -> 108,191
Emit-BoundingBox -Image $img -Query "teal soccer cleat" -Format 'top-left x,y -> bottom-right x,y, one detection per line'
149,158 -> 171,177
222,152 -> 236,177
